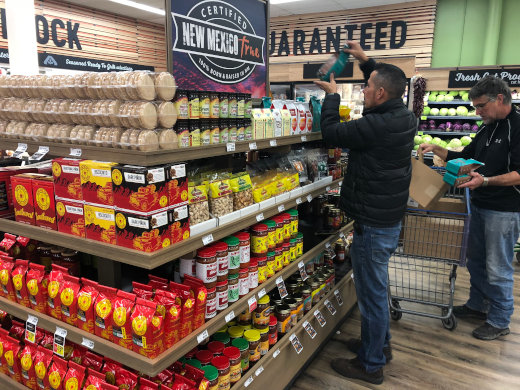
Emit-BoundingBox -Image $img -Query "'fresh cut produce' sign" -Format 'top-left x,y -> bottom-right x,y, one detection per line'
449,69 -> 520,88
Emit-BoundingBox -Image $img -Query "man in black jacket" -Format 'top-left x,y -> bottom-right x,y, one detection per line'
314,41 -> 416,385
420,76 -> 520,341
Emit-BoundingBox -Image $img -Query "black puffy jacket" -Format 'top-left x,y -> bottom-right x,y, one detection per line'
320,62 -> 416,227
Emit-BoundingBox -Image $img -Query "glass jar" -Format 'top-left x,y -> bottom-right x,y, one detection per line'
37,245 -> 53,272
296,232 -> 303,258
210,119 -> 220,144
222,236 -> 240,274
301,287 -> 312,314
51,247 -> 63,267
282,242 -> 290,267
238,309 -> 251,326
59,249 -> 80,276
196,246 -> 217,289
188,90 -> 200,119
216,280 -> 229,313
289,239 -> 297,262
228,274 -> 239,303
228,119 -> 237,142
210,92 -> 220,119
202,365 -> 219,390
212,331 -> 231,347
244,94 -> 252,118
185,359 -> 202,370
212,242 -> 229,282
266,251 -> 275,278
236,119 -> 245,141
211,356 -> 230,390
335,241 -> 346,263
190,119 -> 201,147
175,89 -> 189,120
281,213 -> 292,243
248,260 -> 258,290
228,93 -> 237,119
263,220 -> 276,251
274,247 -> 283,272
237,93 -> 245,118
196,350 -> 214,366
208,340 -> 226,356
272,216 -> 284,247
284,298 -> 299,326
309,280 -> 320,306
176,120 -> 190,148
219,92 -> 229,118
251,224 -> 268,255
293,294 -> 304,321
286,282 -> 299,296
201,120 -> 211,146
330,208 -> 342,230
257,326 -> 269,356
238,268 -> 249,298
268,315 -> 277,346
256,256 -> 267,284
200,91 -> 210,119
244,329 -> 260,365
275,304 -> 292,337
253,295 -> 270,328
219,119 -> 229,144
287,209 -> 299,238
234,232 -> 250,268
223,346 -> 241,384
244,118 -> 252,140
228,326 -> 244,341
205,287 -> 217,320
231,338 -> 249,373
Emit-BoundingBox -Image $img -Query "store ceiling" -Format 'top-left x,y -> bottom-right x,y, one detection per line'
63,0 -> 421,24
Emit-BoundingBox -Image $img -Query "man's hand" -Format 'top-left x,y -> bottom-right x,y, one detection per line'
418,143 -> 436,154
314,72 -> 337,94
418,143 -> 449,161
457,171 -> 485,190
345,41 -> 369,64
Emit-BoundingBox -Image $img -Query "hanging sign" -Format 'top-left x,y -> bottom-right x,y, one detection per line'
448,69 -> 520,88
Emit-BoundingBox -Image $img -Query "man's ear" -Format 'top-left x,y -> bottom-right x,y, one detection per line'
377,87 -> 385,100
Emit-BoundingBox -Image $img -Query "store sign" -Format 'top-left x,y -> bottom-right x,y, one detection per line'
448,69 -> 520,88
0,48 -> 154,72
270,21 -> 407,56
170,0 -> 267,96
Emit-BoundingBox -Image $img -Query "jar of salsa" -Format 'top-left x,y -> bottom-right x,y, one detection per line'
175,89 -> 189,120
281,213 -> 292,243
238,268 -> 249,298
251,223 -> 268,255
37,245 -> 53,272
196,350 -> 214,366
219,92 -> 229,118
200,91 -> 210,119
257,326 -> 269,356
282,242 -> 291,267
272,216 -> 284,247
253,295 -> 270,327
228,326 -> 244,341
210,92 -> 220,119
213,331 -> 231,347
228,274 -> 239,303
196,247 -> 218,289
268,315 -> 277,346
231,338 -> 249,373
289,239 -> 297,262
287,209 -> 299,238
266,251 -> 275,278
275,304 -> 292,337
202,365 -> 219,390
263,220 -> 276,251
60,249 -> 80,276
205,287 -> 217,320
244,329 -> 260,365
51,247 -> 63,267
176,120 -> 190,148
274,247 -> 283,272
238,308 -> 251,325
234,232 -> 250,268
188,90 -> 200,119
256,256 -> 267,284
211,356 -> 230,390
212,242 -> 229,282
301,287 -> 312,314
222,236 -> 240,274
208,340 -> 226,356
223,346 -> 242,384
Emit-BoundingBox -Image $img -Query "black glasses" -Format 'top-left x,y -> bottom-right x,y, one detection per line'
471,99 -> 494,110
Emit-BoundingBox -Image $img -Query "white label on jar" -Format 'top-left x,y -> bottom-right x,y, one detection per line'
124,172 -> 145,184
147,168 -> 165,183
249,269 -> 258,289
217,254 -> 229,276
92,169 -> 110,178
239,274 -> 249,296
217,288 -> 229,311
205,295 -> 217,319
179,258 -> 196,278
128,217 -> 149,229
62,165 -> 79,174
196,260 -> 217,283
229,249 -> 240,269
95,211 -> 114,221
240,243 -> 250,264
65,205 -> 83,215
228,283 -> 239,303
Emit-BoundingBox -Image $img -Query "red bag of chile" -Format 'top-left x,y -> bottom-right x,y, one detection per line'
94,285 -> 117,340
110,290 -> 136,350
154,288 -> 181,349
11,259 -> 31,307
131,281 -> 154,300
26,263 -> 48,314
147,368 -> 174,388
47,355 -> 68,390
47,265 -> 69,321
63,361 -> 86,390
9,319 -> 26,341
131,298 -> 164,358
83,369 -> 107,390
171,373 -> 197,390
101,357 -> 122,386
139,378 -> 159,390
19,342 -> 37,389
169,281 -> 195,339
115,367 -> 138,390
148,274 -> 169,291
33,345 -> 53,390
76,278 -> 99,334
82,351 -> 104,373
59,274 -> 81,326
0,256 -> 16,301
183,275 -> 208,330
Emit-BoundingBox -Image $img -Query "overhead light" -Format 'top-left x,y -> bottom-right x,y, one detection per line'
108,0 -> 165,16
270,0 -> 304,4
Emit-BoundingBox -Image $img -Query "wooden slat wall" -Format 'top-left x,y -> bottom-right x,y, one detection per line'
0,0 -> 167,71
269,0 -> 437,71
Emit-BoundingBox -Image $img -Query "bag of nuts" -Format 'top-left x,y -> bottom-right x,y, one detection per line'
208,174 -> 233,217
230,172 -> 254,210
188,181 -> 210,225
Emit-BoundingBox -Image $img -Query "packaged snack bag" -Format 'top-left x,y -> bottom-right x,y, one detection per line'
63,361 -> 85,390
47,355 -> 67,390
101,358 -> 122,386
82,351 -> 103,373
110,290 -> 136,350
148,368 -> 174,388
153,289 -> 181,349
59,275 -> 81,326
19,343 -> 37,389
26,263 -> 48,314
12,259 -> 30,307
131,282 -> 154,301
83,369 -> 107,390
0,256 -> 16,301
0,328 -> 9,375
171,374 -> 197,390
139,378 -> 159,390
47,265 -> 68,321
33,345 -> 53,390
130,298 -> 164,358
114,367 -> 138,390
76,278 -> 99,334
94,286 -> 117,340
169,282 -> 195,339
148,274 -> 169,291
183,276 -> 208,330
8,319 -> 26,341
68,344 -> 87,365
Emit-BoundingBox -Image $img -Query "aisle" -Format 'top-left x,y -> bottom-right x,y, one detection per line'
290,259 -> 520,390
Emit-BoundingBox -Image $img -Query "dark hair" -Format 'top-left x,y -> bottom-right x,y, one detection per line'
469,75 -> 512,104
373,63 -> 407,99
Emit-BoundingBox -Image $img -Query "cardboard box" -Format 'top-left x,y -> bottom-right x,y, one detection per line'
52,158 -> 83,201
56,198 -> 85,238
409,157 -> 450,209
11,174 -> 41,225
166,163 -> 188,208
262,109 -> 274,138
446,158 -> 484,176
443,172 -> 472,187
252,109 -> 265,140
281,109 -> 292,136
32,176 -> 57,230
112,165 -> 169,212
0,167 -> 37,218
170,204 -> 190,245
84,203 -> 116,245
79,161 -> 117,206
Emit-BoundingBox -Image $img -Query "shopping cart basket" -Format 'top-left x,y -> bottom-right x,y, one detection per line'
388,186 -> 471,330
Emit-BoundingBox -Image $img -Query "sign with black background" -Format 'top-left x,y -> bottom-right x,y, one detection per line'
449,69 -> 520,88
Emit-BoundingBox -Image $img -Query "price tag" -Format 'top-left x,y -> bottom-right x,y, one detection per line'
324,299 -> 337,315
325,242 -> 332,250
334,289 -> 344,306
339,181 -> 343,187
197,330 -> 209,344
270,139 -> 277,147
420,117 -> 427,121
325,242 -> 336,259
81,338 -> 95,350
69,148 -> 82,157
296,197 -> 302,205
202,234 -> 214,246
53,327 -> 67,357
225,311 -> 235,323
298,261 -> 309,281
256,213 -> 264,222
244,376 -> 254,387
29,146 -> 49,161
12,143 -> 27,158
249,142 -> 257,150
303,320 -> 317,339
258,288 -> 266,299
25,315 -> 38,344
276,276 -> 288,299
326,186 -> 331,192
314,309 -> 326,327
470,133 -> 476,138
289,334 -> 303,354
248,296 -> 257,312
226,142 -> 236,152
301,135 -> 307,142
273,348 -> 281,359
255,366 -> 264,377
278,204 -> 285,212
307,194 -> 313,203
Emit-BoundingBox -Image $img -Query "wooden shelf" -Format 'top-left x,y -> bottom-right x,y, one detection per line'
0,373 -> 27,390
231,270 -> 356,390
0,178 -> 341,269
0,221 -> 353,377
0,133 -> 323,166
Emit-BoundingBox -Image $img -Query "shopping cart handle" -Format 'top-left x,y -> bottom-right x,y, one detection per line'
417,149 -> 425,163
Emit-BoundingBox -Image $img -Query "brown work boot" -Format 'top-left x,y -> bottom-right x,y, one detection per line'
331,356 -> 384,385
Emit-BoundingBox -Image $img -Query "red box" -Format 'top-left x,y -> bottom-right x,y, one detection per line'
170,204 -> 190,245
11,174 -> 38,225
56,198 -> 85,238
32,176 -> 57,230
0,167 -> 37,218
166,163 -> 188,207
52,158 -> 83,201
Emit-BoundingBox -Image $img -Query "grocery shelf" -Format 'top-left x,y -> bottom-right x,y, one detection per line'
0,177 -> 341,269
0,133 -> 322,166
422,116 -> 480,120
426,100 -> 470,105
232,270 -> 356,390
0,221 -> 354,377
0,373 -> 27,390
513,99 -> 520,103
421,131 -> 473,137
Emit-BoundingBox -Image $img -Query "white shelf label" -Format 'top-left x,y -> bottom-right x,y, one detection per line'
334,289 -> 344,306
258,288 -> 266,299
270,139 -> 277,147
325,242 -> 332,250
197,329 -> 209,344
298,261 -> 309,281
202,234 -> 214,246
314,309 -> 326,327
248,296 -> 257,312
278,204 -> 285,212
29,146 -> 49,161
69,148 -> 82,157
255,366 -> 264,377
326,186 -> 331,192
339,181 -> 343,187
256,213 -> 264,222
226,142 -> 236,152
244,376 -> 254,387
53,327 -> 67,357
324,299 -> 337,315
273,348 -> 281,359
249,142 -> 257,150
81,338 -> 95,350
13,143 -> 27,158
225,311 -> 235,323
290,334 -> 303,354
25,315 -> 38,344
303,320 -> 317,339
296,197 -> 303,205
301,135 -> 307,142
276,276 -> 288,299
307,194 -> 313,203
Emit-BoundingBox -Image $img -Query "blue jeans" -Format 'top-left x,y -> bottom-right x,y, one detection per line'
465,203 -> 520,329
350,221 -> 401,372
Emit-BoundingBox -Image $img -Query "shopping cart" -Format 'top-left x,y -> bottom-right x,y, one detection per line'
388,186 -> 471,330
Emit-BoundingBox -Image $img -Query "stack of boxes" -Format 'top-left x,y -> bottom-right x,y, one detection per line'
443,158 -> 484,187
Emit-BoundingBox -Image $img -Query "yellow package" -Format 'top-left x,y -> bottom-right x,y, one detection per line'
285,173 -> 300,191
209,178 -> 233,217
230,173 -> 253,210
84,203 -> 116,245
80,160 -> 117,206
253,185 -> 271,203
